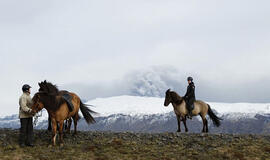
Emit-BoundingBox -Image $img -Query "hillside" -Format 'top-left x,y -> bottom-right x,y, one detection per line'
0,129 -> 270,160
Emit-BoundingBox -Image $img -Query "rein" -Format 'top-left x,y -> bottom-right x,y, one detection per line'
33,102 -> 43,127
34,110 -> 42,127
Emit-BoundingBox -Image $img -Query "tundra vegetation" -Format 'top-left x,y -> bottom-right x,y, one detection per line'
0,129 -> 270,160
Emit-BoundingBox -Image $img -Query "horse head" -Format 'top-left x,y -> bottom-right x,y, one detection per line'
31,92 -> 45,113
164,89 -> 171,106
164,89 -> 183,106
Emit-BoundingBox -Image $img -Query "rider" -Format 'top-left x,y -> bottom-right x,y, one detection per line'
19,84 -> 35,147
184,77 -> 196,119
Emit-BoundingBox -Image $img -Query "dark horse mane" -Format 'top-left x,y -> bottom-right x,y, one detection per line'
33,80 -> 65,112
169,91 -> 184,105
38,80 -> 59,94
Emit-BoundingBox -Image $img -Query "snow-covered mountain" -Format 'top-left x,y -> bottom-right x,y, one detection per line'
1,96 -> 270,134
88,96 -> 270,118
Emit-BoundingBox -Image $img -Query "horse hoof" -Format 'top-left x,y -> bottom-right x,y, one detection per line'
185,130 -> 188,133
177,130 -> 181,133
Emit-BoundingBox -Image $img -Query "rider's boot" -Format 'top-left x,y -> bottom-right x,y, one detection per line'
188,110 -> 193,119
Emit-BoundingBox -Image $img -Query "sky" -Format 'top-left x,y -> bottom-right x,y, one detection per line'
0,0 -> 270,116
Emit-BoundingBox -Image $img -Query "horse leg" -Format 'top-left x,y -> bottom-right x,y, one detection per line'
199,114 -> 206,133
66,118 -> 72,134
202,118 -> 209,133
59,120 -> 64,147
51,119 -> 57,146
64,120 -> 67,131
73,114 -> 79,135
202,118 -> 208,133
201,114 -> 208,133
183,117 -> 189,132
205,119 -> 209,133
176,115 -> 181,132
48,115 -> 52,131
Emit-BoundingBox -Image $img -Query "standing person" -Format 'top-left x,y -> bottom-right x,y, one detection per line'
183,77 -> 196,119
19,84 -> 34,147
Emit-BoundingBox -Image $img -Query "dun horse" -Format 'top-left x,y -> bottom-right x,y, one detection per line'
164,89 -> 222,133
32,81 -> 96,146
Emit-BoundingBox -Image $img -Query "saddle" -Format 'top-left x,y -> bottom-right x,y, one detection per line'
62,93 -> 74,112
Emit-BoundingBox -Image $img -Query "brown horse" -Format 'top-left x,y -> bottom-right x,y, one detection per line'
38,81 -> 76,133
31,81 -> 96,146
164,89 -> 222,133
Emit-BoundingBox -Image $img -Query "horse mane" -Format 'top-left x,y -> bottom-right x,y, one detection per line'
38,80 -> 59,94
170,91 -> 183,105
35,80 -> 65,112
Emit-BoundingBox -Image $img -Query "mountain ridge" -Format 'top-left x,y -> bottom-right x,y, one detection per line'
1,95 -> 270,134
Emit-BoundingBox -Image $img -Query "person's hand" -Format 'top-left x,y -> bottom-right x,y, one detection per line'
29,109 -> 35,116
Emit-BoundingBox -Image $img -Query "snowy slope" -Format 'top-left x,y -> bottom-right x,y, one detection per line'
88,96 -> 171,117
87,96 -> 270,118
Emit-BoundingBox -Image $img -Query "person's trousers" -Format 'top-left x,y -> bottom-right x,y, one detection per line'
19,118 -> 33,145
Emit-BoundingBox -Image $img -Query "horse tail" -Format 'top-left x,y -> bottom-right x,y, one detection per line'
80,100 -> 96,124
207,104 -> 222,127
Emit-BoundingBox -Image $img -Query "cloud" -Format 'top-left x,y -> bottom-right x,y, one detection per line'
1,0 -> 270,116
61,66 -> 184,99
125,66 -> 184,97
63,65 -> 270,104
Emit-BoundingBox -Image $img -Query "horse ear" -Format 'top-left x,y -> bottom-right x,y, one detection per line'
38,83 -> 41,87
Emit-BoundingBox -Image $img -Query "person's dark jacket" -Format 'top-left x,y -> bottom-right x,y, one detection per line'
184,82 -> 196,107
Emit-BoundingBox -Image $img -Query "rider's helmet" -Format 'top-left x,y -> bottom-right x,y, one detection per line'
187,77 -> 193,82
22,84 -> 31,92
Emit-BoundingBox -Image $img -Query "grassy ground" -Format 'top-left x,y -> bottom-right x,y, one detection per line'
0,129 -> 270,160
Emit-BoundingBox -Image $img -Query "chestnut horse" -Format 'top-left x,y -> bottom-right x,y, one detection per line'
38,81 -> 75,133
32,81 -> 96,146
164,89 -> 222,133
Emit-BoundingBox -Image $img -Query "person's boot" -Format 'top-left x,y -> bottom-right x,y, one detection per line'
19,143 -> 26,148
26,143 -> 35,147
